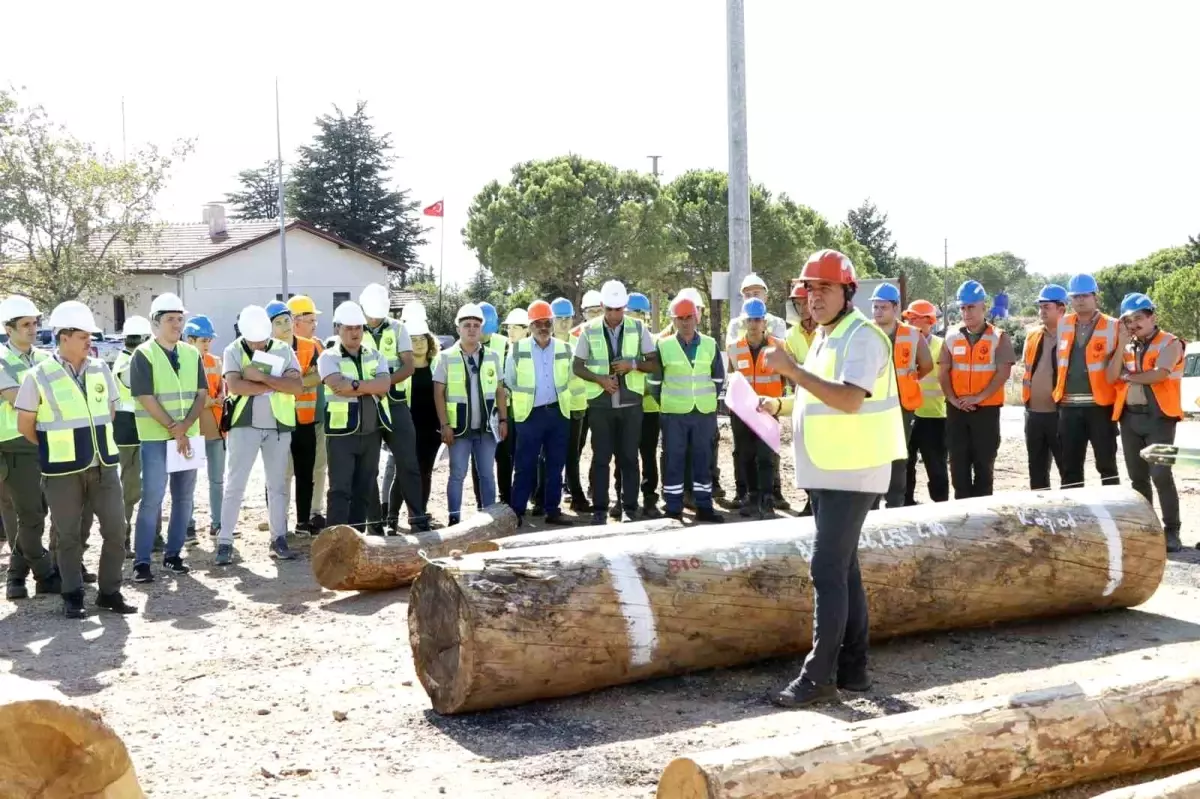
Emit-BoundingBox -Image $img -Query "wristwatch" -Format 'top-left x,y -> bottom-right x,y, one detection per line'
351,379 -> 360,391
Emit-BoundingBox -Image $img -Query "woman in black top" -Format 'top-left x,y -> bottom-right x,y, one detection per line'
405,321 -> 443,507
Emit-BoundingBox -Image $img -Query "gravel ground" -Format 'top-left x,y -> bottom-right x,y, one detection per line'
3,419 -> 1200,798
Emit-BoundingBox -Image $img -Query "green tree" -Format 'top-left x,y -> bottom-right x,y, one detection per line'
1152,264 -> 1200,339
290,101 -> 427,268
1094,246 -> 1192,314
953,252 -> 1028,298
1187,232 -> 1200,266
846,198 -> 897,276
405,279 -> 465,335
894,256 -> 942,307
225,160 -> 280,220
0,90 -> 192,309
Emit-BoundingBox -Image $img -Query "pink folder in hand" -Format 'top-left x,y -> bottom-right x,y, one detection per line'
725,371 -> 781,453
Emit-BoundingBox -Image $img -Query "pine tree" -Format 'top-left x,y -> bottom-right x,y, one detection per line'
846,198 -> 898,276
225,160 -> 280,220
289,102 -> 428,266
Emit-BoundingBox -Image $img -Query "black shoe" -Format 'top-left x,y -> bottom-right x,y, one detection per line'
695,509 -> 725,524
712,485 -> 727,500
682,494 -> 697,511
739,494 -> 759,517
295,521 -> 312,536
309,513 -> 326,531
81,565 -> 97,584
570,499 -> 593,514
447,515 -> 460,527
132,563 -> 154,583
35,569 -> 62,595
664,510 -> 683,521
758,497 -> 776,519
367,526 -> 386,537
592,512 -> 607,525
641,503 -> 661,519
545,514 -> 573,527
62,589 -> 87,619
96,590 -> 137,615
837,671 -> 873,692
6,579 -> 28,600
412,518 -> 433,534
771,677 -> 840,708
772,493 -> 791,511
608,506 -> 622,520
163,556 -> 190,575
1166,531 -> 1182,552
620,508 -> 638,523
515,514 -> 524,528
531,506 -> 545,517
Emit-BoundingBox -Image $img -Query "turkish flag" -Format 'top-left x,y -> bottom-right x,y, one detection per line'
423,200 -> 444,217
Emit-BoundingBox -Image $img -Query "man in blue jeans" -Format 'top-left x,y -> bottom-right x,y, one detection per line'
129,293 -> 207,583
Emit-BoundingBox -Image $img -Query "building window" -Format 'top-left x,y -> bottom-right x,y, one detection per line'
333,292 -> 350,311
113,296 -> 126,333
275,293 -> 296,301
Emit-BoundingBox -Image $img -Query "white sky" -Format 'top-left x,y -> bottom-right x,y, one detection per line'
4,0 -> 1197,286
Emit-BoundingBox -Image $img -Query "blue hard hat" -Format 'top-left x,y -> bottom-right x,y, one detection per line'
627,293 -> 651,314
184,314 -> 216,339
1037,284 -> 1068,304
1119,292 -> 1155,318
956,280 -> 988,306
265,300 -> 291,320
1067,273 -> 1099,296
869,283 -> 901,304
479,301 -> 499,335
550,297 -> 575,318
742,298 -> 767,319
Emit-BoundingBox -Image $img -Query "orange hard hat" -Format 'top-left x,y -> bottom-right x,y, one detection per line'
790,282 -> 808,299
903,299 -> 937,321
527,300 -> 553,323
670,297 -> 698,319
799,249 -> 857,286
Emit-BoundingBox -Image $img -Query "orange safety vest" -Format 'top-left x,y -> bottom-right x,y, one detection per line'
1112,329 -> 1184,421
945,324 -> 1006,407
891,323 -> 922,412
1021,327 -> 1049,406
729,335 -> 784,398
1052,312 -> 1117,406
202,352 -> 224,431
293,336 -> 322,425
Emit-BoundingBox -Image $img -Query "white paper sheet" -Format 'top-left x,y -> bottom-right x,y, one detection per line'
249,350 -> 285,377
724,371 -> 781,453
166,435 -> 207,473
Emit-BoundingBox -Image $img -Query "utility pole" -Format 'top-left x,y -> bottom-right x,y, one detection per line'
276,78 -> 288,298
647,155 -> 662,178
120,97 -> 127,163
943,237 -> 949,327
726,0 -> 752,322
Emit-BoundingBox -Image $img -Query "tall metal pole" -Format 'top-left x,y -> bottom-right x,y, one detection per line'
276,78 -> 288,297
437,204 -> 445,325
120,97 -> 127,163
726,0 -> 752,322
943,237 -> 949,325
647,155 -> 662,178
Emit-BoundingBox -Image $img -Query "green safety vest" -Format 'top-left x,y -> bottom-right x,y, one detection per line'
363,319 -> 407,404
0,344 -> 49,442
324,345 -> 393,436
134,340 -> 201,441
786,323 -> 816,366
582,318 -> 646,399
657,333 -> 718,415
566,329 -> 588,412
800,309 -> 905,471
111,350 -> 136,414
441,343 -> 501,437
31,356 -> 119,476
916,335 -> 947,419
228,338 -> 297,431
509,337 -> 572,422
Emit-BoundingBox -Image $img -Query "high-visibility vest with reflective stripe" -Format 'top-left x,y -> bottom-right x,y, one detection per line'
134,340 -> 201,441
729,336 -> 784,398
567,326 -> 588,412
363,319 -> 405,404
324,346 -> 393,436
1053,312 -> 1118,406
440,343 -> 501,437
799,309 -> 905,471
228,339 -> 297,431
657,334 -> 718,414
945,324 -> 1006,407
202,351 -> 223,431
292,336 -> 320,424
0,345 -> 49,442
509,337 -> 572,422
785,323 -> 816,365
891,323 -> 923,412
916,335 -> 946,419
1021,327 -> 1049,406
112,350 -> 136,414
1113,329 -> 1184,420
582,318 -> 646,399
32,357 -> 119,476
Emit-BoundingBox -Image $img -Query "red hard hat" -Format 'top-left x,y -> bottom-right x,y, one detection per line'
800,249 -> 857,286
790,282 -> 808,299
527,300 -> 553,323
670,297 -> 698,319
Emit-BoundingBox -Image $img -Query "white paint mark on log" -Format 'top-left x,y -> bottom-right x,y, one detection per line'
1090,502 -> 1124,596
606,553 -> 658,667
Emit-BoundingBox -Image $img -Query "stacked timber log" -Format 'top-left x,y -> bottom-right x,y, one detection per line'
408,487 -> 1165,714
0,673 -> 145,798
656,665 -> 1200,798
310,504 -> 518,591
1092,768 -> 1200,798
465,517 -> 684,553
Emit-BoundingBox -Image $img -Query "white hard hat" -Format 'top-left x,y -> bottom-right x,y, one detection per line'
455,303 -> 484,324
503,308 -> 529,326
48,301 -> 102,334
359,283 -> 391,319
600,280 -> 628,309
581,290 -> 602,310
332,301 -> 368,327
401,301 -> 428,323
677,287 -> 705,308
150,293 -> 186,316
405,317 -> 431,337
740,274 -> 767,292
120,315 -> 152,337
236,305 -> 272,342
0,295 -> 41,325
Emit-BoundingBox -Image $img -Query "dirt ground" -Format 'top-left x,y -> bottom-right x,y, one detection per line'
4,417 -> 1200,798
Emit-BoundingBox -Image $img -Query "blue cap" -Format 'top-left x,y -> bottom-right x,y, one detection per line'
1067,274 -> 1099,296
184,315 -> 215,339
956,280 -> 988,306
265,300 -> 291,320
870,283 -> 901,304
1120,292 -> 1155,318
1037,284 -> 1068,304
550,297 -> 574,318
627,293 -> 651,314
479,301 -> 499,335
742,297 -> 767,319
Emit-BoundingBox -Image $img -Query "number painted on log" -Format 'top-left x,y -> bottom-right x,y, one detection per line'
1017,508 -> 1078,536
715,547 -> 769,572
667,556 -> 704,575
794,521 -> 947,563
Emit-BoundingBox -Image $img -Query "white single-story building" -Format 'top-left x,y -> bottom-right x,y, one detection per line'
91,204 -> 406,341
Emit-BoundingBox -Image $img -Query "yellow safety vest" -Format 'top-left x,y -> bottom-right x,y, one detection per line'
363,319 -> 407,404
112,350 -> 136,414
31,357 -> 119,476
441,343 -> 501,437
324,345 -> 393,436
567,330 -> 588,412
134,340 -> 201,441
228,339 -> 297,431
582,318 -> 646,399
657,333 -> 718,415
0,344 -> 48,442
509,337 -> 572,422
916,335 -> 946,419
786,323 -> 816,365
801,309 -> 905,471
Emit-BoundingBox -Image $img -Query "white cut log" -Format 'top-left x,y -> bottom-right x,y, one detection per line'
465,517 -> 684,553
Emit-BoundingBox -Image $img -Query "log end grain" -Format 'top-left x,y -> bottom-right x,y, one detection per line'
408,564 -> 474,715
464,540 -> 501,555
310,525 -> 367,590
656,759 -> 712,799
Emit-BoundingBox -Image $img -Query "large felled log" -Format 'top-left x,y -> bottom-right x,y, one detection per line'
0,673 -> 145,799
1092,767 -> 1200,798
657,665 -> 1200,799
311,504 -> 518,591
465,517 -> 684,553
409,487 -> 1164,714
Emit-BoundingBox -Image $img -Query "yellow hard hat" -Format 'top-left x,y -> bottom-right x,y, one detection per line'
287,295 -> 321,315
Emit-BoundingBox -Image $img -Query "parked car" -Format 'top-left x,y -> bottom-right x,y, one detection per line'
35,329 -> 118,363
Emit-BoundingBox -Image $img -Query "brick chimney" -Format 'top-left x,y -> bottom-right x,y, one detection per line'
202,202 -> 227,238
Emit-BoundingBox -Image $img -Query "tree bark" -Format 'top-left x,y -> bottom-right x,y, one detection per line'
1091,767 -> 1200,798
409,487 -> 1164,714
465,517 -> 684,554
657,665 -> 1200,799
0,673 -> 145,799
311,504 -> 518,591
